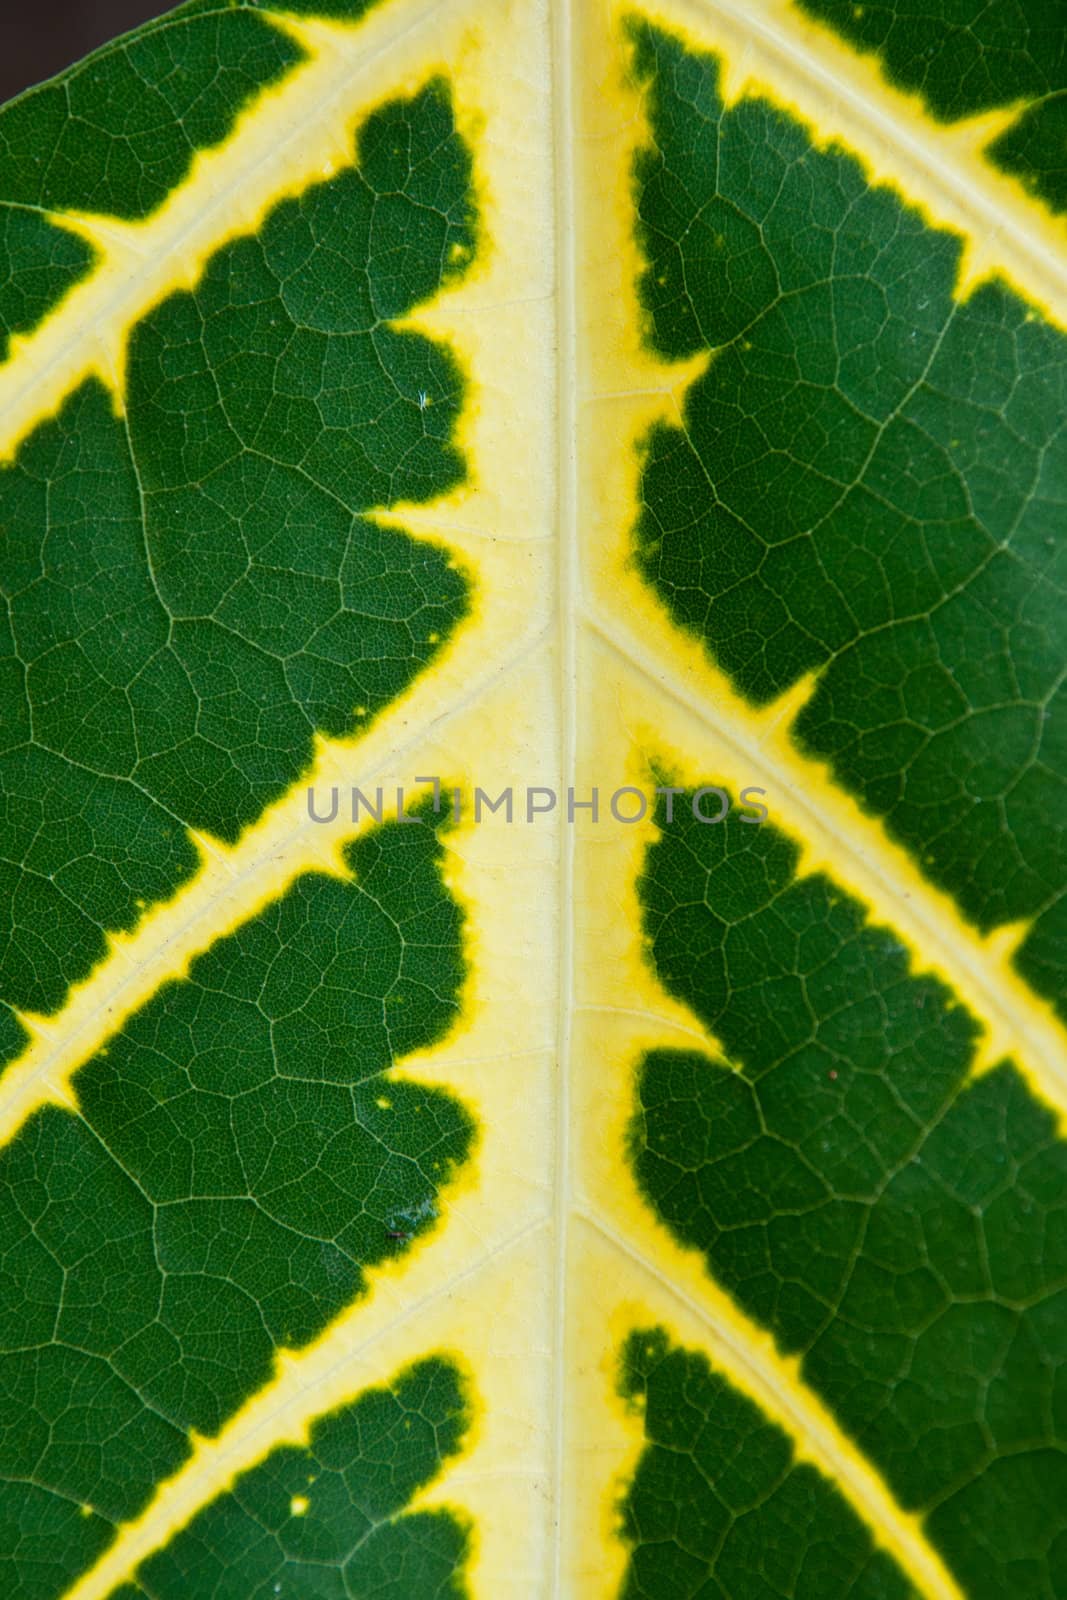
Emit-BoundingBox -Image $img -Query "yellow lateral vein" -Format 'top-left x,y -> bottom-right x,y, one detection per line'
0,625 -> 547,1150
577,1205 -> 965,1600
59,1216 -> 549,1600
587,612 -> 1067,1120
660,0 -> 1067,323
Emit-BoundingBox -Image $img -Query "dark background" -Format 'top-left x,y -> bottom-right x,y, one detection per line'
2,0 -> 173,102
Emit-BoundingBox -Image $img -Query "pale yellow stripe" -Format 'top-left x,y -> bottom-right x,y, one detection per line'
547,0 -> 582,1585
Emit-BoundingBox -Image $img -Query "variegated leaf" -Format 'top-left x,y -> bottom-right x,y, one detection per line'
1,1 -> 1065,1596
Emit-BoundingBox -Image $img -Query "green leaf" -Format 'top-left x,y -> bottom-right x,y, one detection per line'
0,1 -> 1065,1597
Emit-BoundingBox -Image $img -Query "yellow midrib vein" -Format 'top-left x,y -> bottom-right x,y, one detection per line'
548,0 -> 580,1590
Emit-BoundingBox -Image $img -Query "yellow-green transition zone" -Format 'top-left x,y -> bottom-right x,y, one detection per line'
0,0 -> 1064,1597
